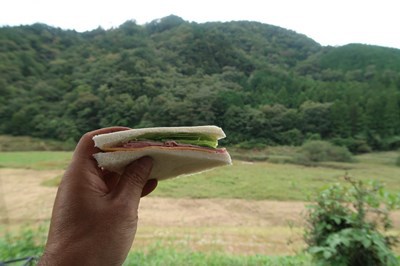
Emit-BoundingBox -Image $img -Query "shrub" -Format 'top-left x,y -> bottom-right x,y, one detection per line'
280,129 -> 304,146
396,154 -> 400,167
305,177 -> 400,266
331,138 -> 372,154
293,140 -> 353,165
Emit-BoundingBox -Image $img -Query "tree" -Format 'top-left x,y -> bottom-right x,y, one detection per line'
382,92 -> 400,136
330,101 -> 351,138
300,101 -> 333,138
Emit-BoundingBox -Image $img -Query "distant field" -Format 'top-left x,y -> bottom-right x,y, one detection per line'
154,151 -> 400,200
0,135 -> 75,151
0,151 -> 72,170
0,150 -> 399,201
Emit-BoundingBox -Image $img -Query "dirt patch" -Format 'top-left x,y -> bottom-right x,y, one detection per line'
139,197 -> 306,227
1,168 -> 399,255
0,168 -> 62,223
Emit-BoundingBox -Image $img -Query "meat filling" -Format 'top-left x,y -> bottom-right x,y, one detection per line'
118,140 -> 226,153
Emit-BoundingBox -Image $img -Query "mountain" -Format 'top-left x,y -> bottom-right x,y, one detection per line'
1,15 -> 399,151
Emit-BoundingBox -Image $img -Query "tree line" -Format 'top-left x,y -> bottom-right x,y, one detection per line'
1,15 -> 400,152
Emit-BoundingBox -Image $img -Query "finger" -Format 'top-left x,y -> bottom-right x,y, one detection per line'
113,157 -> 153,200
74,126 -> 131,160
62,127 -> 131,189
141,179 -> 158,197
71,127 -> 131,177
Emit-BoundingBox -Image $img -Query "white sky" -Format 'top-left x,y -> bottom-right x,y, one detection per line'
1,0 -> 399,49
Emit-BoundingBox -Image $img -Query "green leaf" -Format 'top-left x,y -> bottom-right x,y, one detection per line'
333,216 -> 342,225
323,250 -> 332,259
308,246 -> 325,254
362,238 -> 371,248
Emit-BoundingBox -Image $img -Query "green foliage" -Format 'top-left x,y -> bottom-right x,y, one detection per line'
305,178 -> 400,266
1,18 -> 400,149
318,44 -> 400,73
294,141 -> 353,165
331,138 -> 372,154
0,226 -> 46,262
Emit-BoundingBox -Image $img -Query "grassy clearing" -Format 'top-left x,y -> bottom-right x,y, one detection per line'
0,225 -> 310,266
0,227 -> 309,266
1,149 -> 399,263
1,150 -> 399,201
134,225 -> 305,256
153,151 -> 400,200
0,151 -> 72,170
124,243 -> 311,266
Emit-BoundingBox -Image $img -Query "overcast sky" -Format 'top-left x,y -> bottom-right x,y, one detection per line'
1,0 -> 399,49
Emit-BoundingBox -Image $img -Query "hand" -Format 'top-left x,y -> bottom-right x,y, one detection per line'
38,127 -> 158,266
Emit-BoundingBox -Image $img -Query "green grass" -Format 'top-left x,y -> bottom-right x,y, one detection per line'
0,151 -> 72,170
152,151 -> 400,200
1,150 -> 399,201
0,225 -> 310,266
1,150 -> 399,264
124,244 -> 311,266
1,224 -> 398,266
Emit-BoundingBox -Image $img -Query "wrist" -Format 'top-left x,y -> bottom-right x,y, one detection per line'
38,241 -> 126,266
38,244 -> 97,266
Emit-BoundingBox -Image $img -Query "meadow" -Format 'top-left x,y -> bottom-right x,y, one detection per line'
1,148 -> 399,201
0,145 -> 399,265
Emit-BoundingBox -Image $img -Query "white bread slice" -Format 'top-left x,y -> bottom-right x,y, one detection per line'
93,125 -> 226,150
93,147 -> 232,180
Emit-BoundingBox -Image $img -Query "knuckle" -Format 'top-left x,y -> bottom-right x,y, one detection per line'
123,160 -> 152,187
124,171 -> 147,188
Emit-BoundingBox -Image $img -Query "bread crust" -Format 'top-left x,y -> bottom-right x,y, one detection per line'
93,148 -> 232,180
92,126 -> 231,180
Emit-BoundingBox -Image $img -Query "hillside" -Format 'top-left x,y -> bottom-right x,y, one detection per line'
1,15 -> 400,151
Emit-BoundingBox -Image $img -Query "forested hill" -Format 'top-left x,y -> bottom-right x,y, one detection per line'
1,15 -> 400,151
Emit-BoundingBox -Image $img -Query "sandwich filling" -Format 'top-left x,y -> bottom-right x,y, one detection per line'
103,132 -> 226,153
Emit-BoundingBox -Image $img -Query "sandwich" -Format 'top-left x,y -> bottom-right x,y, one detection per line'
92,126 -> 232,180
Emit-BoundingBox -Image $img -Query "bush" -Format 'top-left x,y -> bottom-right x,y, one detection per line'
0,135 -> 75,151
280,129 -> 304,146
305,177 -> 400,266
396,154 -> 400,167
331,138 -> 372,154
293,140 -> 353,165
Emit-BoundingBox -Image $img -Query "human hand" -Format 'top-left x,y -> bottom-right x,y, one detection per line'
38,127 -> 158,266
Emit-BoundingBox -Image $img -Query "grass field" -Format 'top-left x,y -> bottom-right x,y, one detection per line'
0,148 -> 399,265
0,149 -> 399,201
0,225 -> 312,265
0,151 -> 71,170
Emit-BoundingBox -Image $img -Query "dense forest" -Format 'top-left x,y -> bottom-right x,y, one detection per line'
1,15 -> 400,152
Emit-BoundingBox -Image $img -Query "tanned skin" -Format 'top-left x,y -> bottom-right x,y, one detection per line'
38,127 -> 158,266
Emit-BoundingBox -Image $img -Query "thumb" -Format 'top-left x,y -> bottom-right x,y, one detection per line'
113,157 -> 153,200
